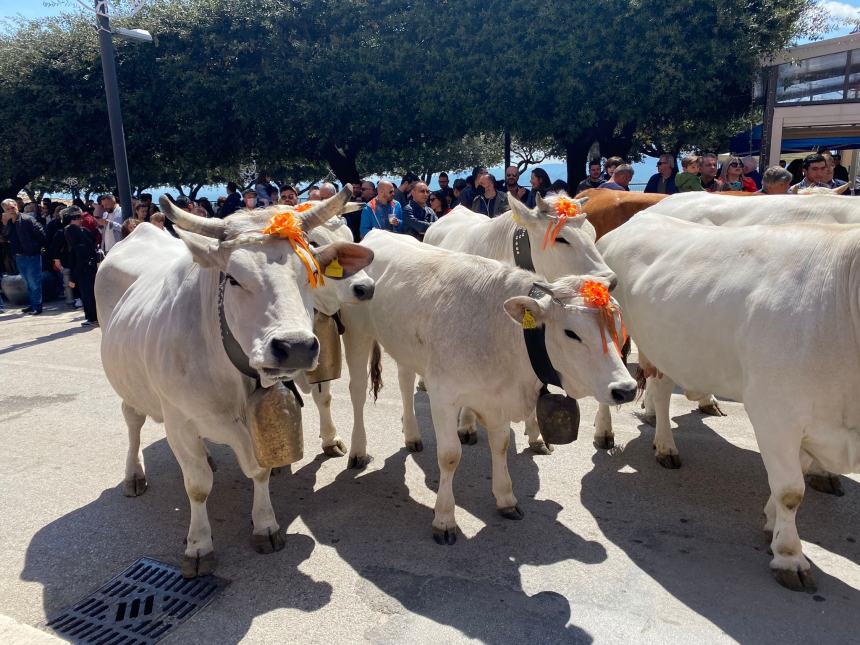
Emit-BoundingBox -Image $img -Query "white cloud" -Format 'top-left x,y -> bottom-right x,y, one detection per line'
819,0 -> 860,22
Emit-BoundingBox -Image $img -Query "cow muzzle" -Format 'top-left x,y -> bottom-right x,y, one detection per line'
609,380 -> 637,404
258,333 -> 320,375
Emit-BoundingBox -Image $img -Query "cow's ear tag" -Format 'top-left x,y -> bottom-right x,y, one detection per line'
324,258 -> 344,278
522,310 -> 537,329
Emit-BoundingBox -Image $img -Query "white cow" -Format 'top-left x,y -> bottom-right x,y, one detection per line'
336,230 -> 636,544
96,189 -> 373,577
597,210 -> 860,591
424,193 -> 616,452
594,192 -> 860,475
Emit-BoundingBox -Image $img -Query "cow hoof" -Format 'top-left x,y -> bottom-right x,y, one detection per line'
529,440 -> 554,455
432,526 -> 457,545
772,567 -> 817,593
251,527 -> 286,554
348,454 -> 373,470
323,440 -> 347,458
806,473 -> 844,497
207,454 -> 218,472
593,435 -> 614,450
656,453 -> 682,469
416,379 -> 427,392
458,430 -> 478,445
123,475 -> 147,497
180,551 -> 217,579
406,440 -> 423,453
498,505 -> 524,520
698,402 -> 727,417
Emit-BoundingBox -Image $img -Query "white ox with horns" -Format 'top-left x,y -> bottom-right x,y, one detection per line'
95,188 -> 373,577
333,230 -> 636,544
596,205 -> 860,592
423,193 -> 615,452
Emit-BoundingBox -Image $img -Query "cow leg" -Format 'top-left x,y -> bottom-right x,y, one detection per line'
345,330 -> 374,469
486,422 -> 522,519
651,374 -> 681,469
397,365 -> 422,452
804,454 -> 844,497
457,407 -> 478,445
311,382 -> 346,458
223,426 -> 284,555
746,406 -> 815,592
688,392 -> 726,417
121,402 -> 148,497
162,416 -> 217,578
641,379 -> 657,426
428,393 -> 461,545
593,403 -> 615,450
525,409 -> 552,454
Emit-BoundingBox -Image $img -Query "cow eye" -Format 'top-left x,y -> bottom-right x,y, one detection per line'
226,274 -> 241,287
565,329 -> 581,342
555,237 -> 570,245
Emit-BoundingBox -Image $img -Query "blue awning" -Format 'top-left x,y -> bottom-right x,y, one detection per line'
730,123 -> 860,156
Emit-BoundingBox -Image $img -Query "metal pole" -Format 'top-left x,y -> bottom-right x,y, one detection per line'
96,2 -> 133,220
504,129 -> 511,170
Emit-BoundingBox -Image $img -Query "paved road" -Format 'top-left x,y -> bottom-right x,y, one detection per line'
1,303 -> 859,644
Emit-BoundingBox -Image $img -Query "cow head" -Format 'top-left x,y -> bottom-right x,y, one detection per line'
503,275 -> 636,405
159,189 -> 373,386
508,192 -> 617,288
306,218 -> 376,316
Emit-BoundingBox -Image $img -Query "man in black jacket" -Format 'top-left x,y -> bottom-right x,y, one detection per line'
401,182 -> 437,240
62,207 -> 100,327
2,198 -> 45,314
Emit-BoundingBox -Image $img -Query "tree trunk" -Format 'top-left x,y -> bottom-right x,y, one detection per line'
323,143 -> 361,185
0,173 -> 34,201
189,184 -> 203,200
562,138 -> 595,189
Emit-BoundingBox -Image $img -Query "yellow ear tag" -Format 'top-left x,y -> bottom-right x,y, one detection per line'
522,310 -> 537,329
324,258 -> 344,278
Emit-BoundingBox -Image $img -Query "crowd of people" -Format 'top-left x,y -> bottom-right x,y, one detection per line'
0,151 -> 855,323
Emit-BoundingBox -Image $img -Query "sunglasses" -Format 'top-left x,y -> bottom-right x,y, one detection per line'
729,162 -> 741,168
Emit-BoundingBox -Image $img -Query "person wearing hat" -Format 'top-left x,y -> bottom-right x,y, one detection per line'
243,189 -> 262,210
62,206 -> 100,327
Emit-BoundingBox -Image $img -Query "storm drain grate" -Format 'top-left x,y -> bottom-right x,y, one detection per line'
42,557 -> 228,644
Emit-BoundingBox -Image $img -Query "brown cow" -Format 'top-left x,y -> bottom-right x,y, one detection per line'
576,189 -> 669,240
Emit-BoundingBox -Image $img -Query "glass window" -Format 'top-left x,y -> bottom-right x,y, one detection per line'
848,49 -> 860,101
776,51 -> 848,103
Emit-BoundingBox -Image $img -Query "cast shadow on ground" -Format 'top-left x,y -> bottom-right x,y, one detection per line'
580,406 -> 860,644
21,437 -> 332,643
0,325 -> 89,356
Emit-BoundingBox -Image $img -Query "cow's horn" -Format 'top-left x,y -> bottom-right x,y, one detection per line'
159,196 -> 227,240
535,191 -> 549,212
300,184 -> 353,232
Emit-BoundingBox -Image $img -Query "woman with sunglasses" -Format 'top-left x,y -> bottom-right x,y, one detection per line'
720,156 -> 756,192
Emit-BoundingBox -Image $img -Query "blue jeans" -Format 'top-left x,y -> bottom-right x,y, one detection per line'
15,254 -> 42,310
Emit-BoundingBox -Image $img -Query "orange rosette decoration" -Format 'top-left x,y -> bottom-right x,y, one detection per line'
262,210 -> 323,288
542,196 -> 581,249
579,280 -> 627,356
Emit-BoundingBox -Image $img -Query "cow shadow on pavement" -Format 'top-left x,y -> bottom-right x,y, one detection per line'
286,415 -> 600,644
580,408 -> 860,644
21,436 -> 332,643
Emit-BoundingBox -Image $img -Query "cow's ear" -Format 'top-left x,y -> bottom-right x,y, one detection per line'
313,241 -> 373,278
504,296 -> 546,328
175,228 -> 227,269
508,194 -> 539,224
834,183 -> 851,195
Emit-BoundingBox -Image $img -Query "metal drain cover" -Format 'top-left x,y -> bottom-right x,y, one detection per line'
42,557 -> 228,644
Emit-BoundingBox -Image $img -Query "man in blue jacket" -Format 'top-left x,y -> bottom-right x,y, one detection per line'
644,154 -> 678,194
2,198 -> 45,314
360,180 -> 404,239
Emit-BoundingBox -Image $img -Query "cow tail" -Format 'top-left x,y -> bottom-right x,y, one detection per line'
369,341 -> 383,402
634,366 -> 648,402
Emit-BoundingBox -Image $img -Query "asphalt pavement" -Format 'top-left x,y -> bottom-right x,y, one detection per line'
1,302 -> 859,644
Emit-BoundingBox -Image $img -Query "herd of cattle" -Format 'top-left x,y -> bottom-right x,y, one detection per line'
93,184 -> 859,593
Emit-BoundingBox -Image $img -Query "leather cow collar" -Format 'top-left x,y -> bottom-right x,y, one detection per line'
522,283 -> 562,389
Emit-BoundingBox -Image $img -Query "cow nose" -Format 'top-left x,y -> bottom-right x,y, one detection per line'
610,383 -> 637,404
353,282 -> 375,301
270,336 -> 319,366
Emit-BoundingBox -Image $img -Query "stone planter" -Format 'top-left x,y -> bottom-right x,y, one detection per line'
1,274 -> 28,305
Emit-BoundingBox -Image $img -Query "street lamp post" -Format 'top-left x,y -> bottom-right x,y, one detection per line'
79,1 -> 151,220
95,2 -> 133,220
